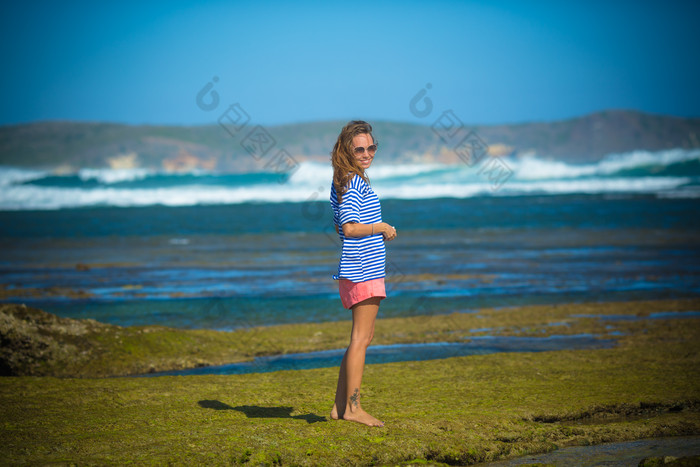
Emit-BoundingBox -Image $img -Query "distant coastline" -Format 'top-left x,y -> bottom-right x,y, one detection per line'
1,109 -> 699,172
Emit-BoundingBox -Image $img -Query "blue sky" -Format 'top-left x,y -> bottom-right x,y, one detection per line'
1,0 -> 698,126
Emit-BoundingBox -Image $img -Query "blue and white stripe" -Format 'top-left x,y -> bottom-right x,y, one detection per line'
330,174 -> 386,282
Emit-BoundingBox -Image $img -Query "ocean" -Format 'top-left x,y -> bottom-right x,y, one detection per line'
2,148 -> 700,210
1,148 -> 699,330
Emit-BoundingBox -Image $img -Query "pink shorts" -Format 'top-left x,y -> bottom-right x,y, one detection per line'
338,278 -> 386,309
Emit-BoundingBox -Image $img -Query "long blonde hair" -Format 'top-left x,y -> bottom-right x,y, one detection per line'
331,120 -> 374,203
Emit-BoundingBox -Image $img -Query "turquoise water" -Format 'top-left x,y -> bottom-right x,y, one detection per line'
1,194 -> 699,329
142,334 -> 616,376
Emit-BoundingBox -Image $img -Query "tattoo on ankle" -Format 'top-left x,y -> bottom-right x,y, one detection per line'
349,388 -> 359,408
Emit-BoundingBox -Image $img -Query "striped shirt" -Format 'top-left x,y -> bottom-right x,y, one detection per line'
330,174 -> 386,282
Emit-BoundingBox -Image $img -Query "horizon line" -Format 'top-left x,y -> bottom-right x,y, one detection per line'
2,108 -> 699,130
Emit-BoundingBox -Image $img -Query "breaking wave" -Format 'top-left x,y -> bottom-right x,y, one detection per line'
1,148 -> 698,210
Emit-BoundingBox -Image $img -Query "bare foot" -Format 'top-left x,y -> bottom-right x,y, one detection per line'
342,408 -> 384,427
330,403 -> 342,420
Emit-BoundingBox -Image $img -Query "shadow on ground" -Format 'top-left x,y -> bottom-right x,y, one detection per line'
198,400 -> 327,423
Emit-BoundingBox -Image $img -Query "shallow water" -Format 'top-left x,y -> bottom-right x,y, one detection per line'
573,310 -> 700,321
478,435 -> 700,466
2,195 -> 700,329
141,334 -> 615,377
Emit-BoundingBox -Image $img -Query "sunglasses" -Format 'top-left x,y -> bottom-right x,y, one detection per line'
353,143 -> 378,157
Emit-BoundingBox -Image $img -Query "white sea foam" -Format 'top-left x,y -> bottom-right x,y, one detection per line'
287,162 -> 331,186
77,167 -> 153,184
496,177 -> 690,195
598,148 -> 700,173
0,183 -> 330,210
0,166 -> 47,186
292,148 -> 700,187
368,163 -> 450,180
288,161 -> 450,186
514,148 -> 700,180
0,175 -> 692,210
1,148 -> 698,210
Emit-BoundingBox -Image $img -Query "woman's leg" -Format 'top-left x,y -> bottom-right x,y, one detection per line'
330,326 -> 375,420
330,351 -> 348,420
330,296 -> 383,427
330,297 -> 380,420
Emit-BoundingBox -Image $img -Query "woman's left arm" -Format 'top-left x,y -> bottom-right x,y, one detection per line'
342,222 -> 397,240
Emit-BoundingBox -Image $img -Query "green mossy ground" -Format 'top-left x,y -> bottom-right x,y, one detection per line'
3,298 -> 699,378
1,299 -> 699,465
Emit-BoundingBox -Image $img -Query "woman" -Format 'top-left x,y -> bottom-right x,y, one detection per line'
329,120 -> 397,427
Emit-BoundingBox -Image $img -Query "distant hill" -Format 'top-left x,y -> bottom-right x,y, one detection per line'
1,110 -> 698,172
